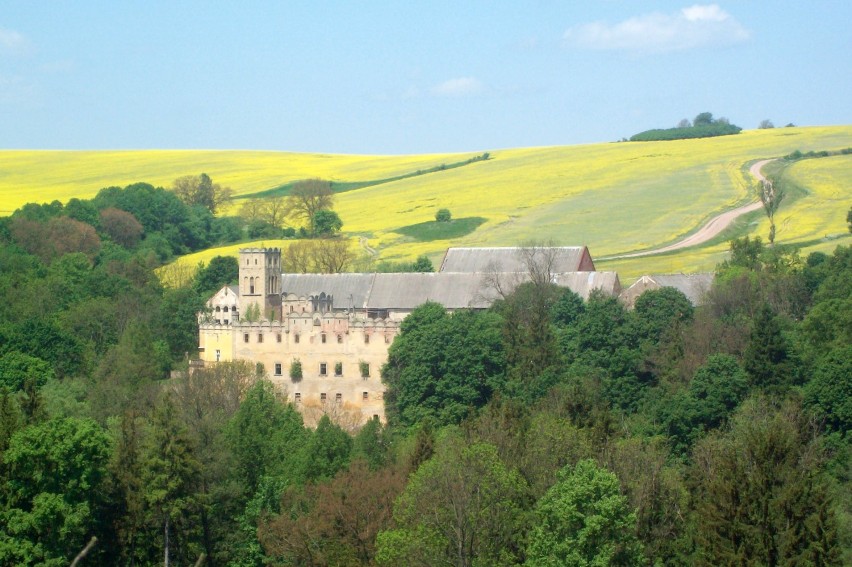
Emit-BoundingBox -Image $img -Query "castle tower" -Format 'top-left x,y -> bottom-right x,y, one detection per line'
239,247 -> 282,321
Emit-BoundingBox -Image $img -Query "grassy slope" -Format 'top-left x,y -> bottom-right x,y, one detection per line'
1,126 -> 850,281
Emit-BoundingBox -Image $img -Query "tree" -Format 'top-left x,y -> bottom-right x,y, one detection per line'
99,207 -> 144,248
313,238 -> 355,273
526,459 -> 644,566
193,255 -> 239,296
677,118 -> 692,128
287,179 -> 334,234
141,394 -> 203,566
301,414 -> 353,483
694,112 -> 714,126
312,209 -> 343,236
0,417 -> 112,566
759,119 -> 775,129
759,174 -> 785,245
435,208 -> 451,222
376,439 -> 526,566
0,351 -> 54,391
691,397 -> 840,566
172,173 -> 233,214
633,286 -> 694,343
743,303 -> 795,390
412,254 -> 434,272
382,303 -> 506,427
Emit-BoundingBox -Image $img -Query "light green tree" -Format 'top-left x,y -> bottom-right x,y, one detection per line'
526,459 -> 644,566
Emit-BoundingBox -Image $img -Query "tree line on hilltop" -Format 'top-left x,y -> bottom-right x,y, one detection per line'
0,182 -> 850,564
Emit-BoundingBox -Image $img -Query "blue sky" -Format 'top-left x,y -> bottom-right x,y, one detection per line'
1,1 -> 849,153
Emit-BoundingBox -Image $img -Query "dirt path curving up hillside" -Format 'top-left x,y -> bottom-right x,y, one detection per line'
602,159 -> 772,260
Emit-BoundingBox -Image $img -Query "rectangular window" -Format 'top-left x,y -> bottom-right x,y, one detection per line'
277,333 -> 282,343
294,392 -> 301,403
334,362 -> 343,376
294,334 -> 300,344
385,334 -> 391,344
321,334 -> 327,344
364,334 -> 370,344
320,393 -> 327,402
360,362 -> 370,379
243,333 -> 249,343
337,334 -> 343,344
335,393 -> 342,404
319,363 -> 328,376
363,391 -> 369,401
274,363 -> 282,376
257,333 -> 263,343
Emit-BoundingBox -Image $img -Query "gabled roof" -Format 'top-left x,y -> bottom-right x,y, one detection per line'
280,273 -> 375,308
439,246 -> 594,273
646,273 -> 714,305
278,270 -> 620,311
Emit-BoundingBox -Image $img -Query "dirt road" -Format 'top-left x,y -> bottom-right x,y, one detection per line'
603,159 -> 772,259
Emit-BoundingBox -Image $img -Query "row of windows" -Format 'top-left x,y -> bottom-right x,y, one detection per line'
293,392 -> 371,403
273,362 -> 370,378
242,332 -> 390,345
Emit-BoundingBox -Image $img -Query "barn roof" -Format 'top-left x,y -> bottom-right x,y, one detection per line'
278,270 -> 620,311
645,273 -> 714,305
439,246 -> 593,273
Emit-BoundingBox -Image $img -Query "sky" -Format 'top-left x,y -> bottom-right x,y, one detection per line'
1,1 -> 850,154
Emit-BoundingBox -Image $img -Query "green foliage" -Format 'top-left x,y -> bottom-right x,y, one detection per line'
377,439 -> 526,566
526,459 -> 644,566
226,380 -> 307,493
289,358 -> 302,380
630,122 -> 742,142
311,209 -> 343,236
743,303 -> 797,391
192,255 -> 239,296
374,254 -> 434,273
434,208 -> 451,222
394,216 -> 487,241
804,345 -> 852,438
0,417 -> 111,566
302,415 -> 353,483
383,303 -> 506,427
0,351 -> 54,392
691,397 -> 840,566
633,286 -> 694,342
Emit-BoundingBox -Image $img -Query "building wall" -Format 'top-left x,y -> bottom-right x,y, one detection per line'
199,311 -> 398,423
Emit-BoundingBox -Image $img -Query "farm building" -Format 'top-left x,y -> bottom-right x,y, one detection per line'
198,246 -> 620,424
619,273 -> 714,309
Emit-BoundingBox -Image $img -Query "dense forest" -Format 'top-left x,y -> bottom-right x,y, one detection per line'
0,183 -> 849,565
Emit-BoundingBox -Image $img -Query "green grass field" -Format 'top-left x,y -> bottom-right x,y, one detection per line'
1,126 -> 850,282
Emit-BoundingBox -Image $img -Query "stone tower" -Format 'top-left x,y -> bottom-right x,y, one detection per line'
239,247 -> 282,321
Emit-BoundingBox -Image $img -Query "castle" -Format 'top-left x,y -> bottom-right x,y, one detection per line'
197,246 -> 622,424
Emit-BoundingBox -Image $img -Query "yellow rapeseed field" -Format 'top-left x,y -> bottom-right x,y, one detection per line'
2,125 -> 850,282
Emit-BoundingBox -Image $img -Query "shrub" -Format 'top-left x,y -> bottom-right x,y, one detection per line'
290,359 -> 302,381
435,209 -> 452,223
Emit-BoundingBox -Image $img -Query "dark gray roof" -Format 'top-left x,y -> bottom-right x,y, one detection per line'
278,270 -> 620,311
439,246 -> 592,273
280,273 -> 376,309
367,273 -> 499,309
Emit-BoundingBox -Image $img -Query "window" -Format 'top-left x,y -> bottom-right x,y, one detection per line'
385,334 -> 391,344
362,391 -> 369,401
223,320 -> 229,325
334,362 -> 343,376
215,306 -> 221,312
337,334 -> 343,344
294,392 -> 301,403
360,361 -> 370,379
274,363 -> 282,376
257,333 -> 263,343
277,333 -> 282,343
320,393 -> 327,402
215,349 -> 221,362
243,333 -> 249,343
364,334 -> 370,345
294,334 -> 300,344
319,363 -> 328,376
335,393 -> 342,404
321,334 -> 327,344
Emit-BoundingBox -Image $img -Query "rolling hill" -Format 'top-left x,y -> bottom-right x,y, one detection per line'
2,125 -> 850,281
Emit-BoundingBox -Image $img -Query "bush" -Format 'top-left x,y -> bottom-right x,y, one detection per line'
435,209 -> 452,223
290,359 -> 302,381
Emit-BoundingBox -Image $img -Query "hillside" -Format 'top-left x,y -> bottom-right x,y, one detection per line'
2,126 -> 850,280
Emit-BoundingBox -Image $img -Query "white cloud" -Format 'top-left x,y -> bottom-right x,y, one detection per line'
564,4 -> 749,53
0,27 -> 33,56
431,77 -> 484,97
